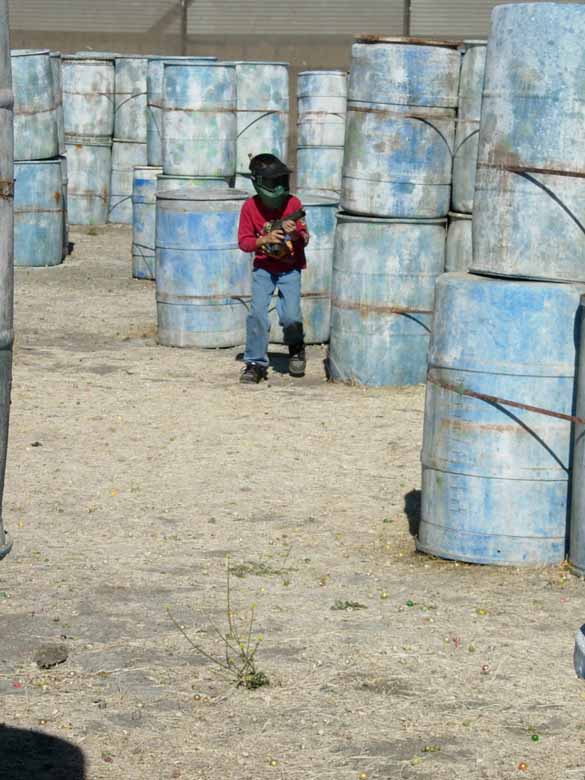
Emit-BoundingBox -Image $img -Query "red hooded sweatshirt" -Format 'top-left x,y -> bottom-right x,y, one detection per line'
238,194 -> 310,275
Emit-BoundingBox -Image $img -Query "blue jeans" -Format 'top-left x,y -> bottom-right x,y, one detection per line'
244,267 -> 303,367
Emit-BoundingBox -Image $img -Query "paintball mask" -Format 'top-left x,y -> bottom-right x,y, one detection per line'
249,154 -> 292,209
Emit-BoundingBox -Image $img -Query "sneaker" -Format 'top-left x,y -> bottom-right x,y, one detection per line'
289,347 -> 306,378
240,363 -> 267,384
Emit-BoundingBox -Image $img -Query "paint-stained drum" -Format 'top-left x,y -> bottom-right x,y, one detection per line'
11,49 -> 59,160
419,273 -> 584,566
66,136 -> 112,225
156,188 -> 251,348
472,3 -> 585,282
445,211 -> 472,273
62,55 -> 115,139
109,138 -> 147,224
328,213 -> 445,386
132,165 -> 162,280
341,39 -> 460,218
14,159 -> 64,266
114,55 -> 148,142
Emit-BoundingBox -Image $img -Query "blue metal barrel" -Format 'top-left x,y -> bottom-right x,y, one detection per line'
419,273 -> 584,566
14,160 -> 64,267
341,37 -> 460,218
328,213 -> 445,386
233,174 -> 255,195
114,55 -> 147,142
66,135 -> 112,225
232,61 -> 289,175
11,49 -> 59,161
156,173 -> 231,197
146,56 -> 217,167
62,55 -> 115,138
59,155 -> 68,259
570,296 -> 585,575
445,212 -> 472,273
268,192 -> 338,345
472,3 -> 585,282
132,165 -> 162,280
452,41 -> 485,214
109,139 -> 147,224
296,70 -> 347,196
0,0 -> 13,560
50,51 -> 65,155
156,188 -> 251,348
162,61 -> 236,177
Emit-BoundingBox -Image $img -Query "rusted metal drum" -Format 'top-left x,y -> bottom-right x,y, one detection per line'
11,49 -> 59,160
328,213 -> 446,386
50,51 -> 65,155
341,37 -> 460,218
132,166 -> 162,280
0,0 -> 13,560
156,188 -> 251,348
269,192 -> 339,344
146,56 -> 217,167
162,61 -> 236,177
62,54 -> 115,138
114,55 -> 148,142
66,136 -> 112,225
419,273 -> 584,566
445,212 -> 472,273
296,70 -> 347,197
472,4 -> 585,282
14,160 -> 64,267
233,61 -> 289,176
452,41 -> 486,214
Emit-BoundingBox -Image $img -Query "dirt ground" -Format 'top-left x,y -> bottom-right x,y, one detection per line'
1,225 -> 585,780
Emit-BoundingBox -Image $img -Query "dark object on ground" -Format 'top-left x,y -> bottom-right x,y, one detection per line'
0,724 -> 86,779
34,642 -> 69,669
240,363 -> 268,384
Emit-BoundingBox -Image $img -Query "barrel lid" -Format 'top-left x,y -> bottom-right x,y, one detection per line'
73,51 -> 121,58
148,55 -> 217,62
64,53 -> 116,62
463,39 -> 487,47
296,190 -> 340,207
11,48 -> 50,57
448,211 -> 472,220
298,70 -> 347,77
65,135 -> 113,147
337,212 -> 447,225
114,54 -> 149,60
354,35 -> 462,49
230,60 -> 289,67
164,61 -> 235,68
50,51 -> 62,58
113,139 -> 147,147
157,187 -> 249,202
134,166 -> 163,174
14,158 -> 62,166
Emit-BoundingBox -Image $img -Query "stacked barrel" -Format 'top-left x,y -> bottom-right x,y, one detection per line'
154,60 -> 251,348
296,70 -> 347,198
417,4 -> 585,567
0,0 -> 13,560
110,55 -> 148,224
445,41 -> 486,273
11,49 -> 64,266
328,37 -> 461,386
63,53 -> 115,225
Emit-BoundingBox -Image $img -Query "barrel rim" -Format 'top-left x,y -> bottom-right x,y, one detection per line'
11,48 -> 51,57
163,61 -> 235,69
148,55 -> 217,62
114,54 -> 150,61
337,212 -> 447,225
448,211 -> 473,220
63,55 -> 116,63
134,166 -> 164,174
354,35 -> 462,49
295,189 -> 340,206
49,51 -> 62,58
156,174 -> 231,182
65,135 -> 113,147
298,70 -> 348,77
463,39 -> 487,47
157,187 -> 249,202
230,60 -> 290,67
14,158 -> 63,167
112,139 -> 148,147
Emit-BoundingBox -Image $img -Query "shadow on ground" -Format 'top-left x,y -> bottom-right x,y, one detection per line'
0,725 -> 86,780
404,489 -> 421,537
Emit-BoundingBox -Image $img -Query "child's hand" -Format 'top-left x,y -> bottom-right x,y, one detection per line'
264,228 -> 285,244
282,219 -> 297,233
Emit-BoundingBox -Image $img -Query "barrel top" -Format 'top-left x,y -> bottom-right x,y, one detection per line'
148,55 -> 217,61
115,54 -> 149,60
298,70 -> 347,76
157,187 -> 249,202
231,60 -> 289,66
463,40 -> 487,47
11,48 -> 50,57
134,166 -> 164,174
64,54 -> 116,62
50,51 -> 62,58
296,190 -> 340,207
337,212 -> 447,225
73,51 -> 121,58
354,35 -> 462,49
65,135 -> 113,147
14,158 -> 62,166
164,60 -> 235,69
448,211 -> 473,220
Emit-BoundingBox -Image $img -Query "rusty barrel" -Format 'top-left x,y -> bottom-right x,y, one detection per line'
341,37 -> 460,218
419,273 -> 584,566
0,0 -> 13,559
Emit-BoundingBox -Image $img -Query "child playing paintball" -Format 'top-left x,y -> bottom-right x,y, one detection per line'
237,153 -> 310,384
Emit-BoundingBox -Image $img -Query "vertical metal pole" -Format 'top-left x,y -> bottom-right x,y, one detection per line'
0,0 -> 13,562
180,0 -> 188,55
403,0 -> 411,37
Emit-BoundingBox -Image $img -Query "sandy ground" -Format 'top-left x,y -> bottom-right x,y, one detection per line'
1,225 -> 585,780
